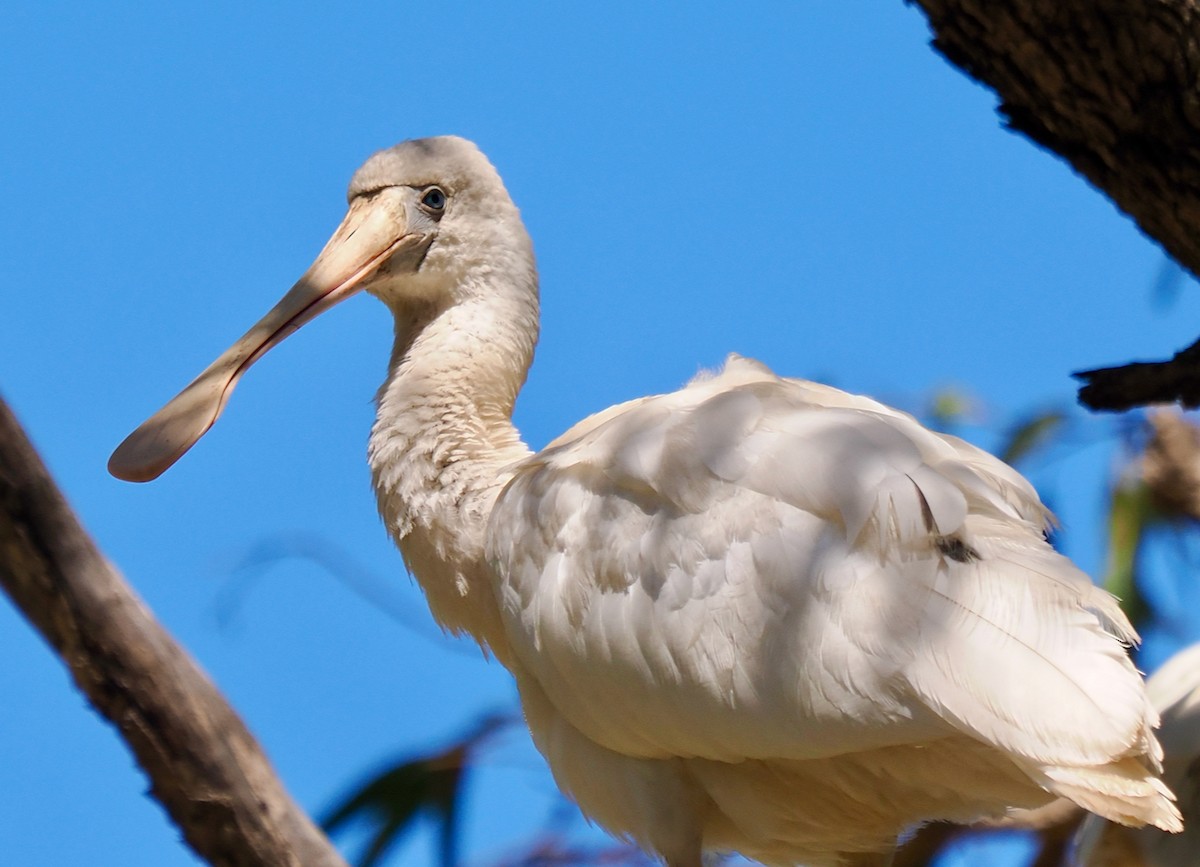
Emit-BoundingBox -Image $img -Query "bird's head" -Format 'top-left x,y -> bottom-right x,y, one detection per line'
347,136 -> 534,309
108,135 -> 534,483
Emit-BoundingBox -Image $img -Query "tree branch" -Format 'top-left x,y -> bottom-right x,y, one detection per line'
1075,336 -> 1200,410
0,396 -> 348,867
909,0 -> 1200,410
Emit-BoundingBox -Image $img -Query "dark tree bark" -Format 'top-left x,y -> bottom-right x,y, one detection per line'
0,397 -> 347,867
909,0 -> 1200,410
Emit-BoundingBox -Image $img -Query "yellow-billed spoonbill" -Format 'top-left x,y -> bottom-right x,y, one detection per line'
110,137 -> 1181,867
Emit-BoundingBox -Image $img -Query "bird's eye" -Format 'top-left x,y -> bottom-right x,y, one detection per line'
421,187 -> 447,212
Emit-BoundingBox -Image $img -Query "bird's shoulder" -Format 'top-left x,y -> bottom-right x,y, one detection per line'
498,353 -> 1049,546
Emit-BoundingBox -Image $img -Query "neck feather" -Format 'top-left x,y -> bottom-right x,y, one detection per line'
368,283 -> 537,659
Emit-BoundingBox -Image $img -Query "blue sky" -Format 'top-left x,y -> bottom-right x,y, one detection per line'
4,4 -> 1199,866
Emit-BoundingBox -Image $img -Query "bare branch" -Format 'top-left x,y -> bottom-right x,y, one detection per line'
1075,337 -> 1200,411
0,396 -> 347,867
908,0 -> 1200,410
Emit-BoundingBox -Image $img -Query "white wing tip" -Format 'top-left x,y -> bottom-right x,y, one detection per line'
1036,760 -> 1182,833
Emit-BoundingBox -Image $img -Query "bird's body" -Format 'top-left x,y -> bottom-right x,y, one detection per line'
111,136 -> 1182,866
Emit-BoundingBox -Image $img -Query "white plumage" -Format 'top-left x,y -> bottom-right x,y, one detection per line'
110,136 -> 1181,866
1076,642 -> 1200,866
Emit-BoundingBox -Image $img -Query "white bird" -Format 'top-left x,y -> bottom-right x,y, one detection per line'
1075,642 -> 1200,866
110,136 -> 1182,866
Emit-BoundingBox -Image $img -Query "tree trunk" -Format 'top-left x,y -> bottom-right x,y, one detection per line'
0,397 -> 347,867
910,0 -> 1200,410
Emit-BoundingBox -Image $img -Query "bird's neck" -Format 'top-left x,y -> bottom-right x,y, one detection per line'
368,287 -> 537,660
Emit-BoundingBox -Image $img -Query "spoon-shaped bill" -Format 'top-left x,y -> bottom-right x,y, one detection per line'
109,190 -> 418,482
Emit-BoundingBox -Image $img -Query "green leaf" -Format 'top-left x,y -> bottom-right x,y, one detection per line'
322,713 -> 510,867
928,388 -> 974,427
998,410 -> 1067,467
1101,480 -> 1154,630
